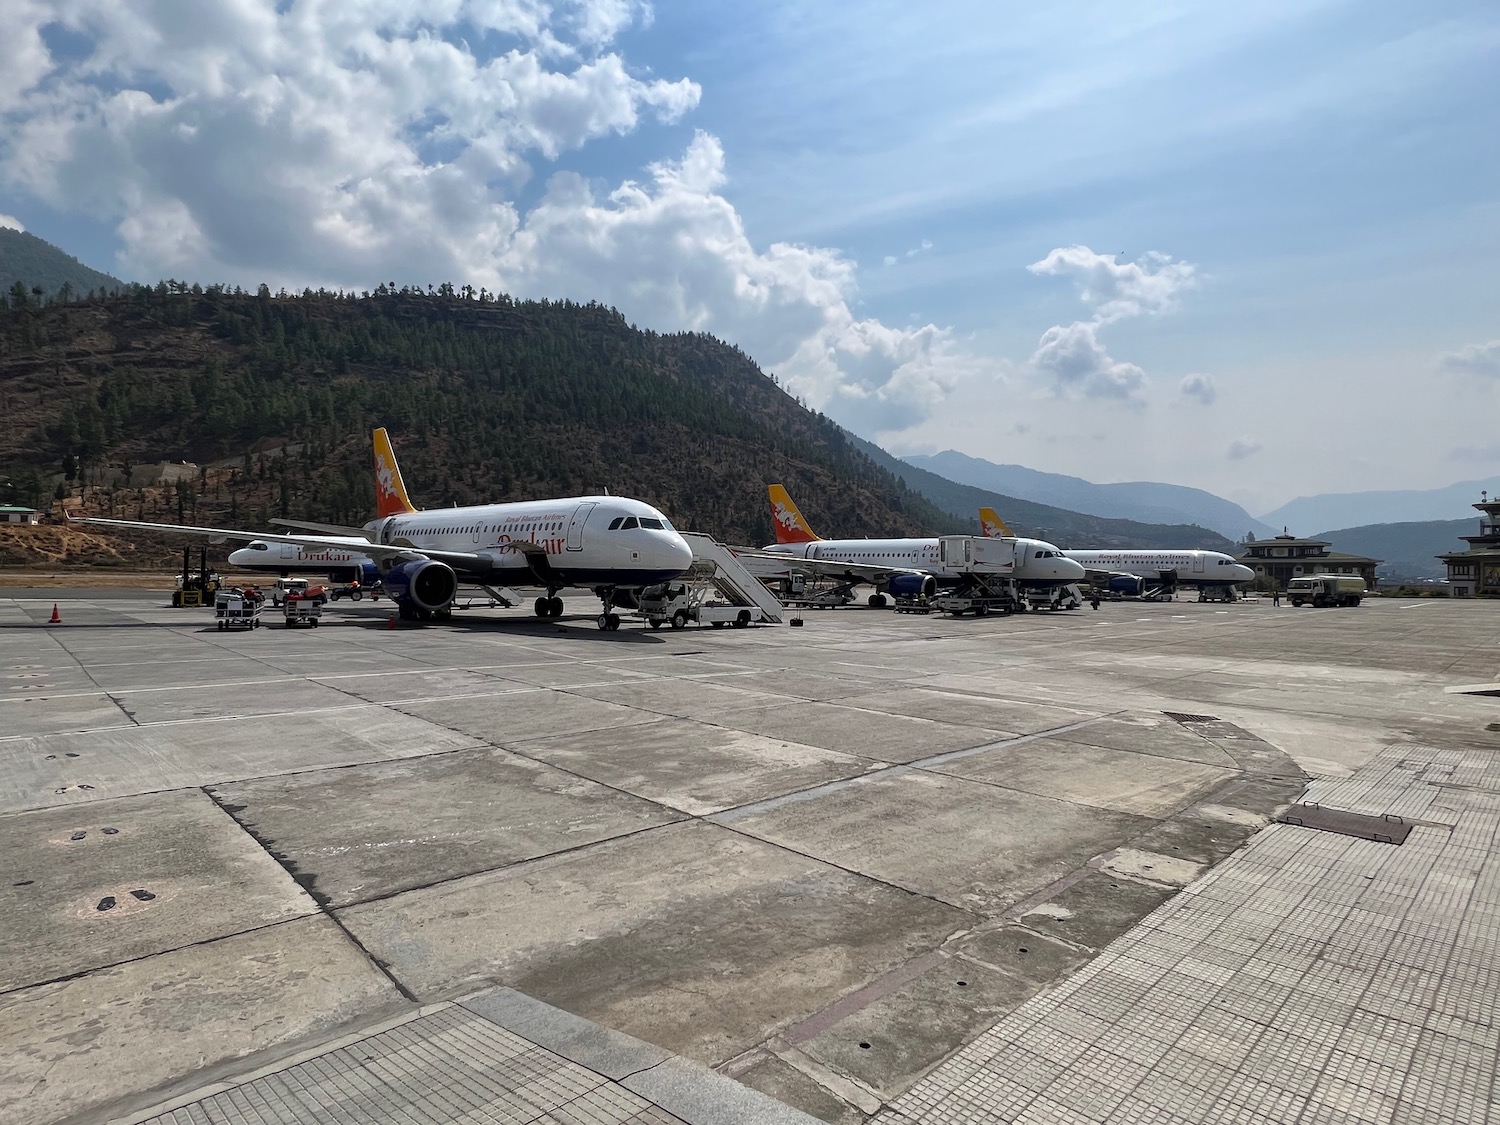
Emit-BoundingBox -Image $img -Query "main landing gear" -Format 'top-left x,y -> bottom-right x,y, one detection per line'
533,594 -> 564,618
594,586 -> 622,631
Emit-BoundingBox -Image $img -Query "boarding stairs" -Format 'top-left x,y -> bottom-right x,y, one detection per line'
678,533 -> 784,624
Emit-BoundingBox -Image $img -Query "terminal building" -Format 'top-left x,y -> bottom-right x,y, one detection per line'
1237,532 -> 1381,590
1438,494 -> 1500,598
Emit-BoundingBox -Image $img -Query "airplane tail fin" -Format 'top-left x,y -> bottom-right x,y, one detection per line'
769,485 -> 821,544
373,428 -> 416,518
978,506 -> 1014,538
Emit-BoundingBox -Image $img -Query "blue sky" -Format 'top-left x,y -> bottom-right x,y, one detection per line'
1,1 -> 1496,514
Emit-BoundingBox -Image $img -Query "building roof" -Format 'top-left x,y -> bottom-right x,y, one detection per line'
1238,548 -> 1382,565
0,505 -> 41,514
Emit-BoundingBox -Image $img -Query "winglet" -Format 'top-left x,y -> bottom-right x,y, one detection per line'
373,428 -> 416,518
769,485 -> 821,544
978,506 -> 1014,538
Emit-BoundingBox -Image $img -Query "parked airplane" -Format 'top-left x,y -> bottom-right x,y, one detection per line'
762,485 -> 1084,604
978,506 -> 1255,598
80,428 -> 695,630
227,541 -> 380,585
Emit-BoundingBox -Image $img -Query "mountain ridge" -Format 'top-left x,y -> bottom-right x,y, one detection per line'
0,226 -> 125,300
904,450 -> 1274,540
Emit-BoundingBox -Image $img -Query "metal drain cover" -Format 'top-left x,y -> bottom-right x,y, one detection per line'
1278,803 -> 1411,845
1162,711 -> 1221,724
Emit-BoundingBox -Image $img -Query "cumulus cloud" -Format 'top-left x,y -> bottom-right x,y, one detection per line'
1438,341 -> 1500,379
1228,438 -> 1262,460
1179,372 -> 1216,404
0,213 -> 23,231
1024,244 -> 1195,404
1027,246 -> 1196,325
0,1 -> 967,435
1030,320 -> 1146,403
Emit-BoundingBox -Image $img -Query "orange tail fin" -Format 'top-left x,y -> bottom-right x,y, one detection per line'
373,428 -> 416,518
978,506 -> 1014,537
768,485 -> 821,544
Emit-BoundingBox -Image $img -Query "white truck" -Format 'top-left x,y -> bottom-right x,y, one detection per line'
1286,574 -> 1366,607
638,582 -> 757,630
930,536 -> 1022,617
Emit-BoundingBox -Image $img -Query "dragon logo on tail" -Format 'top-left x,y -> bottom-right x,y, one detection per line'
768,485 -> 820,544
373,428 -> 416,518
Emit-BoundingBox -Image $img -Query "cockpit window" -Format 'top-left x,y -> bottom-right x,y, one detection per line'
620,516 -> 639,530
608,517 -> 623,530
639,517 -> 664,530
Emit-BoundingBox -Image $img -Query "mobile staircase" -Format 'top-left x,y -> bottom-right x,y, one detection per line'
668,533 -> 785,626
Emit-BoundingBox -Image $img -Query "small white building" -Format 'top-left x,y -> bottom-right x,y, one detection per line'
0,505 -> 42,525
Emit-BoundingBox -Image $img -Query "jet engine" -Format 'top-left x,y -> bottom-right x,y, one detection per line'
1106,574 -> 1147,597
328,561 -> 382,586
887,572 -> 937,600
383,559 -> 458,612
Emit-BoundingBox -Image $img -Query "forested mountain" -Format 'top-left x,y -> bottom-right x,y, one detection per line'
1,228 -> 124,303
1312,519 -> 1475,580
847,434 -> 1234,550
0,284 -> 968,548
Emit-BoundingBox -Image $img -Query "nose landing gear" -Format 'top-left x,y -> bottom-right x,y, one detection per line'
594,586 -> 622,631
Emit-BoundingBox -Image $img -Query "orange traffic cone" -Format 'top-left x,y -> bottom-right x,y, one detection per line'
386,613 -> 397,630
48,604 -> 61,625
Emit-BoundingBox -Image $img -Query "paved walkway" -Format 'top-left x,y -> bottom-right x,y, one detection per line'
875,742 -> 1500,1125
115,990 -> 818,1125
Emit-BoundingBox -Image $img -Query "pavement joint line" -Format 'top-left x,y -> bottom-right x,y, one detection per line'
0,912 -> 323,1001
198,784 -> 421,1004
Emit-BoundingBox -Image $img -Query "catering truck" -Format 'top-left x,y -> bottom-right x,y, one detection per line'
1286,574 -> 1366,607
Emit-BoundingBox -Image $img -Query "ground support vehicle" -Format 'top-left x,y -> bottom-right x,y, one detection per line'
1197,586 -> 1238,603
283,595 -> 323,628
328,581 -> 377,602
1287,575 -> 1366,607
638,582 -> 757,629
214,592 -> 262,631
271,578 -> 307,607
893,593 -> 931,614
931,574 -> 1020,617
1025,584 -> 1083,611
780,571 -> 858,608
929,535 -> 1022,617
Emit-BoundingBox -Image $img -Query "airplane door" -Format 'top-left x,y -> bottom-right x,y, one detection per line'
1193,554 -> 1204,574
566,502 -> 595,551
280,544 -> 294,560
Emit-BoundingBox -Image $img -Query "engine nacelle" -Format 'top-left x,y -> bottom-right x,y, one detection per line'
887,572 -> 937,600
383,559 -> 457,612
328,561 -> 382,586
1107,574 -> 1147,596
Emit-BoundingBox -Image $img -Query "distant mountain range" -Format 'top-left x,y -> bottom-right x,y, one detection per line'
903,450 -> 1274,541
1261,478 -> 1500,534
1311,519 -> 1478,581
1,226 -> 125,299
854,437 -> 1234,550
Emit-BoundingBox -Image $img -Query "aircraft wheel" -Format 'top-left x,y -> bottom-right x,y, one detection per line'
598,614 -> 610,630
671,610 -> 688,630
550,597 -> 565,617
868,593 -> 887,607
535,597 -> 550,618
607,613 -> 621,631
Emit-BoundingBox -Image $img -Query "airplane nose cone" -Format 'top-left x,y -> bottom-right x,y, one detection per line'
664,534 -> 694,576
1059,557 -> 1087,581
1233,564 -> 1255,583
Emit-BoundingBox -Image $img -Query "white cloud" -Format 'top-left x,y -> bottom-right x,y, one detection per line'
1228,438 -> 1262,460
0,213 -> 23,231
0,2 -> 968,437
1027,245 -> 1196,325
1179,372 -> 1216,404
1024,244 -> 1195,405
1438,340 -> 1500,379
1030,320 -> 1146,403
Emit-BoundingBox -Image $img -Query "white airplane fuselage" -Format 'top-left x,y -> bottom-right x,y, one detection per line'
1065,550 -> 1254,586
764,536 -> 1085,588
228,543 -> 378,582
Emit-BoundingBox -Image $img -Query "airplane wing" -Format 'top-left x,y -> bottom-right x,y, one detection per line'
269,517 -> 373,537
76,516 -> 497,575
732,550 -> 927,586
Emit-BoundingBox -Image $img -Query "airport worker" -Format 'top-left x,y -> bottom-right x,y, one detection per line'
1090,595 -> 1100,610
1272,587 -> 1280,607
